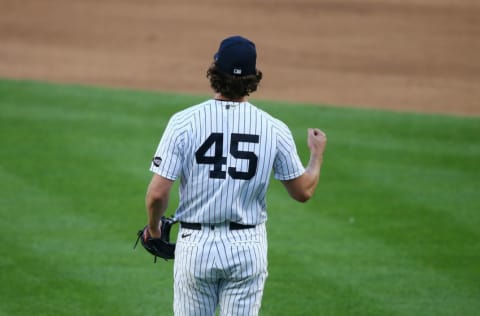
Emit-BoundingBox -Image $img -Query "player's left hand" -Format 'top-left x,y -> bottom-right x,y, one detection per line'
134,216 -> 178,262
146,220 -> 162,239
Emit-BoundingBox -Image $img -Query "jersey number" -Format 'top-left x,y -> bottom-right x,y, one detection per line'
195,133 -> 259,180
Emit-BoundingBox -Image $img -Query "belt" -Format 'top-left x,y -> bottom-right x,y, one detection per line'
180,222 -> 256,230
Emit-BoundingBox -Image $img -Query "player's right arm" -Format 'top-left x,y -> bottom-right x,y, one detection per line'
281,128 -> 327,202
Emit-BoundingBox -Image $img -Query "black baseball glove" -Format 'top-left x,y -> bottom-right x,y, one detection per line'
134,216 -> 177,262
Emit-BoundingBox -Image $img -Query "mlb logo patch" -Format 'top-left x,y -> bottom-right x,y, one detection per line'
233,68 -> 242,75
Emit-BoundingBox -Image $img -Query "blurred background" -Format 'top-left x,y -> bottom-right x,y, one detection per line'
1,0 -> 479,115
1,1 -> 479,315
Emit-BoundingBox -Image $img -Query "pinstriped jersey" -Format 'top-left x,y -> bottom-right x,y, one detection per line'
150,99 -> 305,225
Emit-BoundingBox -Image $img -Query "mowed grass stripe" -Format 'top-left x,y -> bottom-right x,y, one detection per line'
1,79 -> 479,316
0,80 -> 178,315
260,103 -> 480,315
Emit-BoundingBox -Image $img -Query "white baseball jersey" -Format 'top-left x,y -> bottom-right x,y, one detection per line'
150,99 -> 305,225
150,99 -> 305,316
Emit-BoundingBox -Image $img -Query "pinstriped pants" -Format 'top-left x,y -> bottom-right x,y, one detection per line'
173,222 -> 268,316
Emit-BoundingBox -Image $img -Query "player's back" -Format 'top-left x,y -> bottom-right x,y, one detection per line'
168,99 -> 303,225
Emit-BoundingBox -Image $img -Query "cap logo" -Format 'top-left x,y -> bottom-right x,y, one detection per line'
214,36 -> 256,76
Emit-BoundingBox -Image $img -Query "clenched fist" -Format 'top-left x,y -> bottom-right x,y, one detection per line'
307,128 -> 327,158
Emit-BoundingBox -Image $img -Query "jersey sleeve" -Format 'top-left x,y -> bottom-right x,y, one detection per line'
273,123 -> 305,181
149,115 -> 186,180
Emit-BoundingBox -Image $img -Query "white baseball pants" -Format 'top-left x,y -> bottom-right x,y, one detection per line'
173,222 -> 268,316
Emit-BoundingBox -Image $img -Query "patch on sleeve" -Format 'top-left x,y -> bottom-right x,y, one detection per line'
152,156 -> 162,167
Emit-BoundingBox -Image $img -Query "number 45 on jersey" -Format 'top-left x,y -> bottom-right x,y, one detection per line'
195,133 -> 259,180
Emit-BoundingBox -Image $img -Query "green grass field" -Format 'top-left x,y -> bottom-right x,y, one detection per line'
1,79 -> 479,316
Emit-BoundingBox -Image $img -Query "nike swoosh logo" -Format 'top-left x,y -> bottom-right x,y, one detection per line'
181,233 -> 192,238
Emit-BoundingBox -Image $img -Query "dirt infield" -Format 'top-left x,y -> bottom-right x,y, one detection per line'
1,0 -> 479,115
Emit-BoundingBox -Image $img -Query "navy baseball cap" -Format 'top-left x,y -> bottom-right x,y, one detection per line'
214,36 -> 257,76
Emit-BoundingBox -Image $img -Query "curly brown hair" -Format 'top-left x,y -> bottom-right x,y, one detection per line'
206,63 -> 263,100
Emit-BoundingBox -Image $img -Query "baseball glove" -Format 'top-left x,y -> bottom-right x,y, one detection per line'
134,216 -> 177,262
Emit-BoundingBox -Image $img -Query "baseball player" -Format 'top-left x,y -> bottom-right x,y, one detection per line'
145,35 -> 327,316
